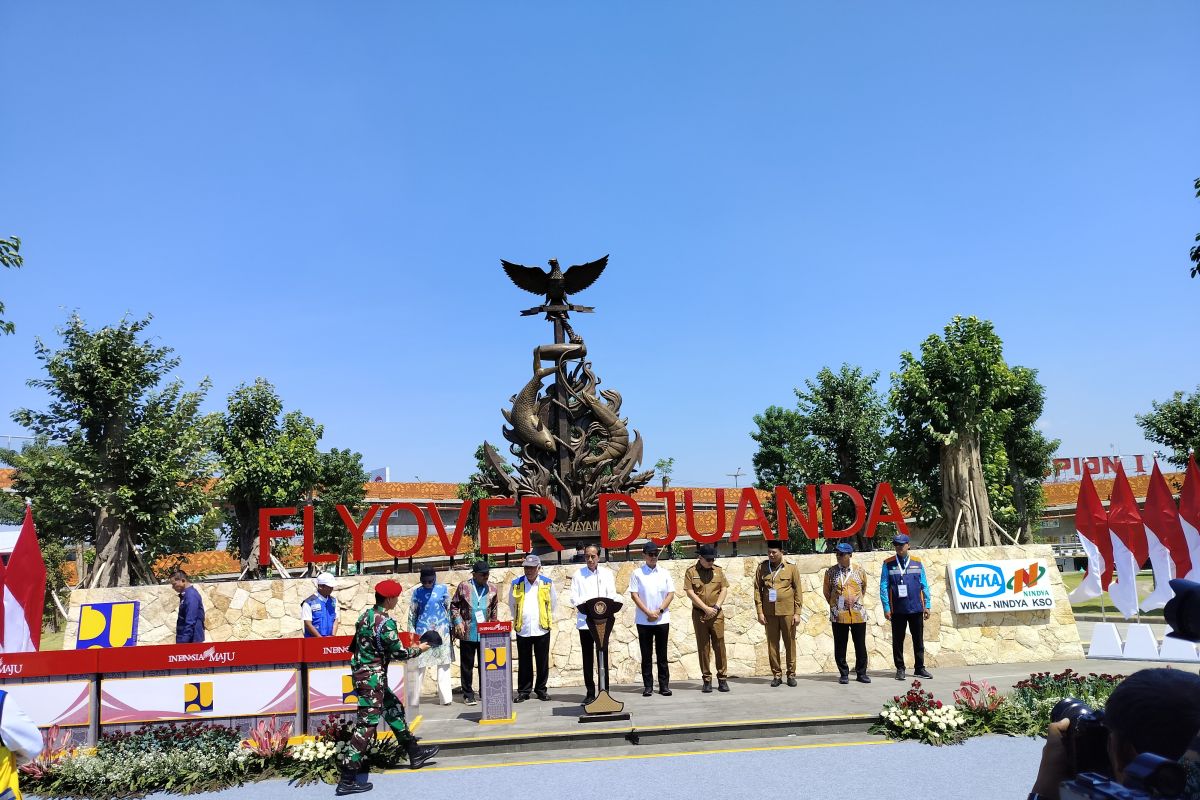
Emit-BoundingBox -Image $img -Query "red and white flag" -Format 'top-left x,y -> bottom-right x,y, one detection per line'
1068,469 -> 1113,603
1106,463 -> 1148,619
1180,454 -> 1200,582
1,505 -> 46,652
1140,462 -> 1192,611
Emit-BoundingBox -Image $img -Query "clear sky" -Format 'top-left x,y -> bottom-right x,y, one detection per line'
1,2 -> 1197,486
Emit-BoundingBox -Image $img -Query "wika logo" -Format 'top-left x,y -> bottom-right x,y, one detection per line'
1006,563 -> 1045,593
168,646 -> 235,664
0,660 -> 23,676
954,564 -> 1005,598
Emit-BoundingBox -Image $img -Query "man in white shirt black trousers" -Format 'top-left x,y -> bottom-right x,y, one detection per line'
629,541 -> 676,697
508,553 -> 558,702
569,543 -> 617,705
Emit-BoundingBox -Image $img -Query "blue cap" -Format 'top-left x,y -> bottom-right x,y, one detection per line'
835,542 -> 854,554
892,533 -> 911,545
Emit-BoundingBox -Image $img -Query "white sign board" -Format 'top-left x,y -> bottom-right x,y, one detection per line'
947,559 -> 1057,614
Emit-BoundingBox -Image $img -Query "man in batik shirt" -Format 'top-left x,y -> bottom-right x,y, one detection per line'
823,542 -> 871,685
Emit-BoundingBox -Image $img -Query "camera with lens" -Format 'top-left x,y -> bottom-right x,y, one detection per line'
1053,698 -> 1113,777
1059,753 -> 1187,799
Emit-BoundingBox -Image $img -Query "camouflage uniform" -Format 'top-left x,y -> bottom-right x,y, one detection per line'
342,605 -> 421,772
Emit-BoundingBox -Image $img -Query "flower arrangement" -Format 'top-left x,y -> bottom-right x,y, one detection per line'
869,680 -> 967,745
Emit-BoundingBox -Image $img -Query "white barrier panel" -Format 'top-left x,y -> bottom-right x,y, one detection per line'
0,680 -> 91,727
1086,623 -> 1124,658
101,669 -> 298,725
307,665 -> 404,714
1121,624 -> 1160,660
1159,629 -> 1200,662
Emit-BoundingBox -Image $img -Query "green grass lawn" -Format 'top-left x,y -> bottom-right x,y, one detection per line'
40,628 -> 65,651
1060,570 -> 1164,617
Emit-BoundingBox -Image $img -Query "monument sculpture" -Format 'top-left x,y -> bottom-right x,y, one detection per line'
481,256 -> 654,539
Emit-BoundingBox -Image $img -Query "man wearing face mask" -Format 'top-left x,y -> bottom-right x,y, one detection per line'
569,544 -> 616,705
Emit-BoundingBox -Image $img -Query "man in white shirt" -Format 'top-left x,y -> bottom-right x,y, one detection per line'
508,554 -> 558,702
0,688 -> 44,799
629,542 -> 676,697
569,543 -> 616,705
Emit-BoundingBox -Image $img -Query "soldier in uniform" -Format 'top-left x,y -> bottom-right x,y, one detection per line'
683,543 -> 730,693
754,542 -> 804,687
879,533 -> 932,681
336,579 -> 439,796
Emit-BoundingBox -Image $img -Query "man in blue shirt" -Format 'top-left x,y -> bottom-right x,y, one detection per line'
171,569 -> 206,644
878,534 -> 931,681
302,571 -> 339,637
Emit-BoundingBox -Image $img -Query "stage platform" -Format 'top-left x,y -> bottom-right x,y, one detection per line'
410,657 -> 1184,758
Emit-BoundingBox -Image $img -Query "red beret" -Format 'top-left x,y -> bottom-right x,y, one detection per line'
375,579 -> 404,598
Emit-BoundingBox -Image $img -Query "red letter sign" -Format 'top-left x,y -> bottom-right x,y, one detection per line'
864,482 -> 909,538
820,484 -> 866,539
479,498 -> 517,555
258,507 -> 297,566
774,486 -> 819,540
376,503 -> 428,558
302,504 -> 339,563
521,496 -> 561,551
600,494 -> 640,548
337,504 -> 380,562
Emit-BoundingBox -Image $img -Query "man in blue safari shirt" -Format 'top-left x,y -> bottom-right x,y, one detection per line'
171,569 -> 206,644
879,533 -> 931,681
303,571 -> 339,637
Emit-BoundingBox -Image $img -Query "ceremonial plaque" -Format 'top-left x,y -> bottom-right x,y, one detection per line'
578,597 -> 629,722
476,621 -> 515,724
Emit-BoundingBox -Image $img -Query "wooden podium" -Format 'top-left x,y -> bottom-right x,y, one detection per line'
578,597 -> 630,723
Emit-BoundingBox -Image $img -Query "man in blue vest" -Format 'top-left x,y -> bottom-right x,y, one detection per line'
302,572 -> 339,638
879,533 -> 932,681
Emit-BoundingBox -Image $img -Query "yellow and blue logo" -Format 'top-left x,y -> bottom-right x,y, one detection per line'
484,646 -> 507,671
76,601 -> 140,649
341,674 -> 358,704
184,681 -> 214,713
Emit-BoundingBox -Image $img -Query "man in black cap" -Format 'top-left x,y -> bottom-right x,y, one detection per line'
823,542 -> 871,684
879,533 -> 932,681
450,561 -> 499,706
754,542 -> 803,687
629,542 -> 676,696
684,544 -> 730,693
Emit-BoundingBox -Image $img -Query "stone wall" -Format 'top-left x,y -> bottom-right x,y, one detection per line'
66,545 -> 1083,690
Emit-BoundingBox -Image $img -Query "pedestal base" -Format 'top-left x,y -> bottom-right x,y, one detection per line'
582,689 -> 624,716
579,712 -> 631,724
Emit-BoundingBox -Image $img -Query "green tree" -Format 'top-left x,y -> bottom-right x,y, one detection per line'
1,235 -> 24,335
1137,386 -> 1200,468
752,364 -> 890,551
208,379 -> 322,576
9,315 -> 215,586
456,444 -> 510,563
312,447 -> 368,568
654,457 -> 676,490
1000,367 -> 1059,539
889,316 -> 1055,546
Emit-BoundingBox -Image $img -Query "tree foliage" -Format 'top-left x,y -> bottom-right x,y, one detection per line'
1,235 -> 24,335
208,379 -> 322,575
313,447 -> 368,565
889,316 -> 1056,545
8,315 -> 215,586
1137,386 -> 1200,468
654,457 -> 676,489
752,364 -> 890,551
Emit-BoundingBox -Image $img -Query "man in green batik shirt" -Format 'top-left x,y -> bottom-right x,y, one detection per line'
336,579 -> 439,796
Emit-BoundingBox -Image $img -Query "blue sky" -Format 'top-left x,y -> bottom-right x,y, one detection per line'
1,2 -> 1197,485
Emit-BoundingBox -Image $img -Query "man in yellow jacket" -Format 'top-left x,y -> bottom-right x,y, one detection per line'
0,689 -> 44,800
508,554 -> 558,702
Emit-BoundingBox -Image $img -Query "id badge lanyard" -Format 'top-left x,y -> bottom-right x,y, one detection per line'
895,557 -> 910,599
767,561 -> 783,603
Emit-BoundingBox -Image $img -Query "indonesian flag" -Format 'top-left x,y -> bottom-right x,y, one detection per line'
1068,469 -> 1113,602
1,505 -> 46,652
1140,462 -> 1191,611
1180,454 -> 1200,582
1106,463 -> 1148,619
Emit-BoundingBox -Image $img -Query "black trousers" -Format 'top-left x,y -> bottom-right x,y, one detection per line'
459,639 -> 479,695
579,629 -> 596,695
516,632 -> 550,695
890,612 -> 925,670
637,623 -> 670,690
832,622 -> 868,675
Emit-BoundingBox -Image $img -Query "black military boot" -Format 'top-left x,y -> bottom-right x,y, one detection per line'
407,741 -> 440,769
335,767 -> 372,795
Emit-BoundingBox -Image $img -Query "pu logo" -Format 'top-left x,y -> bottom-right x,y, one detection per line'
1007,563 -> 1046,593
184,681 -> 214,713
342,674 -> 358,705
484,646 -> 507,671
76,601 -> 140,649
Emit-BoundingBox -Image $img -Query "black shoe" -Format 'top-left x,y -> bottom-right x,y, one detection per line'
583,693 -> 596,705
407,743 -> 439,770
702,680 -> 713,693
717,679 -> 730,692
786,676 -> 797,687
770,677 -> 782,687
895,669 -> 906,681
838,673 -> 850,685
515,693 -> 530,703
535,690 -> 550,701
463,692 -> 477,706
642,687 -> 653,697
660,687 -> 672,696
914,668 -> 933,679
336,780 -> 373,796
856,673 -> 872,684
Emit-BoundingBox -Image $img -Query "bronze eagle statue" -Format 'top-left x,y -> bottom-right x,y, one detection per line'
500,256 -> 608,315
